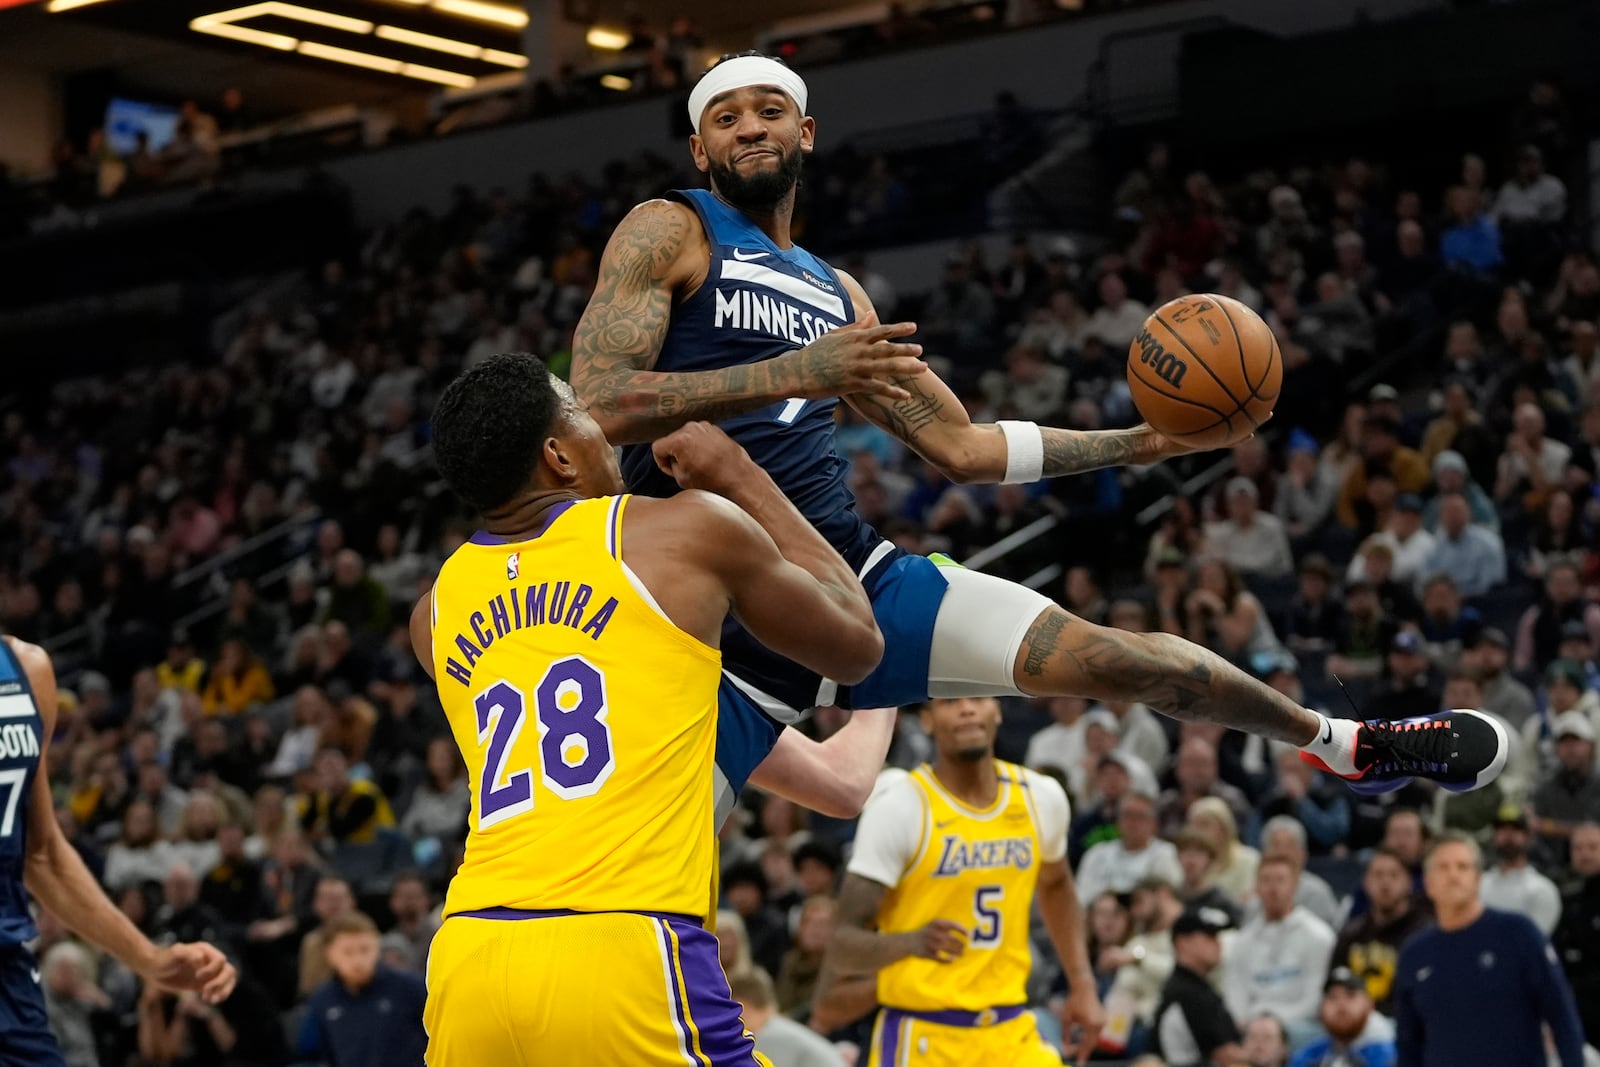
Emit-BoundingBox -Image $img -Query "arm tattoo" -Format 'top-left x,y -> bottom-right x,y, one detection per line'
835,874 -> 886,932
853,374 -> 949,442
1039,427 -> 1145,478
1019,610 -> 1319,745
570,202 -> 795,441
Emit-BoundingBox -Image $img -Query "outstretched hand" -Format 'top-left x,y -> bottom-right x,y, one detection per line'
143,942 -> 237,1005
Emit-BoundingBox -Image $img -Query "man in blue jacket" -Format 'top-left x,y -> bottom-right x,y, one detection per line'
1393,831 -> 1583,1067
1290,967 -> 1396,1067
297,910 -> 427,1067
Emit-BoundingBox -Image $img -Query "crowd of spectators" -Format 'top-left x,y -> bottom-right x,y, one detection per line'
0,0 -> 1179,234
0,40 -> 1594,1067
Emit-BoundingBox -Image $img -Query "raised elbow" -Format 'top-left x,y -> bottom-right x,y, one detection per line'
813,769 -> 875,819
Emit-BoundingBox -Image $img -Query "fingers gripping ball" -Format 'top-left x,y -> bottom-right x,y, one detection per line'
1126,294 -> 1281,450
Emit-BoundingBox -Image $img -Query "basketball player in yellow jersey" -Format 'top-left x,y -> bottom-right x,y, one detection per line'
818,696 -> 1105,1067
415,352 -> 884,1066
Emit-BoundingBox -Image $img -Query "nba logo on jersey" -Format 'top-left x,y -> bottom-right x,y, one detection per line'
506,552 -> 520,581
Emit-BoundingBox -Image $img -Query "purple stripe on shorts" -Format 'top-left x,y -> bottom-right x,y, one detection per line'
466,499 -> 577,546
665,918 -> 763,1066
880,1009 -> 905,1064
656,920 -> 703,1066
882,1004 -> 1028,1028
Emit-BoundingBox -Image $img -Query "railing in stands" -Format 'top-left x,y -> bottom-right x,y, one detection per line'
1083,14 -> 1235,127
962,514 -> 1060,573
169,511 -> 320,593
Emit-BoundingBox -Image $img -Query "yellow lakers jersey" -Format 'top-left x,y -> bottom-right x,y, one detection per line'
877,762 -> 1046,1012
430,495 -> 722,920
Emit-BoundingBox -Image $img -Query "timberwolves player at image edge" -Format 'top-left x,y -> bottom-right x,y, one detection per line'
0,636 -> 235,1067
412,354 -> 885,1065
569,51 -> 1510,829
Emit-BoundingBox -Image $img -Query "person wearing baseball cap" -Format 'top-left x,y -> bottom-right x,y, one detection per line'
1287,967 -> 1396,1067
1466,626 -> 1536,728
1531,710 -> 1600,863
1153,906 -> 1241,1067
1206,476 -> 1294,579
1364,630 -> 1441,721
1422,448 -> 1500,534
1480,805 -> 1562,935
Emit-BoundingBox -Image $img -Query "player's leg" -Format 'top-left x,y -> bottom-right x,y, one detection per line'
0,948 -> 68,1067
927,566 -> 1508,793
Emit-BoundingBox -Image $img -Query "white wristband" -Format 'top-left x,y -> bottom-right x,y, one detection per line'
998,420 -> 1045,484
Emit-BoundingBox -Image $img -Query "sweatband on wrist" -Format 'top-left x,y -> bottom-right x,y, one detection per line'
687,56 -> 809,130
998,420 -> 1045,484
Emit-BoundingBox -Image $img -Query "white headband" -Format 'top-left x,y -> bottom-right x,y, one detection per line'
687,56 -> 809,130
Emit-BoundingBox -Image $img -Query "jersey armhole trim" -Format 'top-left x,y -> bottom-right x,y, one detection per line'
427,585 -> 437,661
901,775 -> 934,880
606,495 -> 627,560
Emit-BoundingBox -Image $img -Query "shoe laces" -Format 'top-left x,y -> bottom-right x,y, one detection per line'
1361,718 -> 1453,775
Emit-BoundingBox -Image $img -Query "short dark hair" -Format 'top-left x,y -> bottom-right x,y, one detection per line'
792,841 -> 840,873
721,862 -> 768,898
706,50 -> 789,74
1366,846 -> 1411,874
432,352 -> 561,513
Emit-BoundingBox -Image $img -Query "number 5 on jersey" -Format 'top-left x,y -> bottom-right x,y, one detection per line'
972,885 -> 1004,949
473,656 -> 616,830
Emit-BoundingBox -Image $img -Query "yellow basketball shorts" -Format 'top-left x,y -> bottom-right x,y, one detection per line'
867,1005 -> 1062,1067
424,908 -> 772,1066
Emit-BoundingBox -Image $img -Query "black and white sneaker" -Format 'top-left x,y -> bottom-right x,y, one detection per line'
1301,708 -> 1509,795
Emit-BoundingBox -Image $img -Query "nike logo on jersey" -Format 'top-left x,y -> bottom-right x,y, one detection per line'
29,969 -> 39,984
935,818 -> 957,829
731,248 -> 770,261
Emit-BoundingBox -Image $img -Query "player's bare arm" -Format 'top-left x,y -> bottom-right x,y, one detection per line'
824,873 -> 968,976
745,710 -> 896,818
809,960 -> 878,1034
571,199 -> 927,445
642,422 -> 882,681
1036,857 -> 1105,1063
9,637 -> 237,1004
835,269 -> 1197,484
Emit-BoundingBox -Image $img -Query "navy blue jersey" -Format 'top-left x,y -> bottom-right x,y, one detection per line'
619,188 -> 878,572
0,644 -> 42,947
619,188 -> 903,712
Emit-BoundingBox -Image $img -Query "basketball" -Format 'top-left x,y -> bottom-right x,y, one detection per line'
1126,293 -> 1281,450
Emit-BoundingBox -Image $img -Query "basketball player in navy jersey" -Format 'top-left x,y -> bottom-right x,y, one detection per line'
570,51 -> 1510,819
0,636 -> 235,1065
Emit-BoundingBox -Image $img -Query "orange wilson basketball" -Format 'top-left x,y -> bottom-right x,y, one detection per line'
1126,293 -> 1281,450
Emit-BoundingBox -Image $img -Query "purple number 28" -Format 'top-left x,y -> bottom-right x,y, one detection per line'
473,657 -> 614,830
